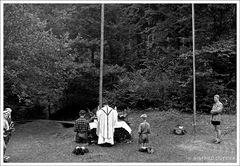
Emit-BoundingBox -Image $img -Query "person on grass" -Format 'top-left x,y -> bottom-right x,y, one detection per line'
4,108 -> 14,145
138,114 -> 151,148
74,110 -> 90,144
3,108 -> 14,162
210,94 -> 223,144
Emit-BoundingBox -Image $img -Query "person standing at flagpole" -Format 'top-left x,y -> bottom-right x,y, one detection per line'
210,94 -> 223,144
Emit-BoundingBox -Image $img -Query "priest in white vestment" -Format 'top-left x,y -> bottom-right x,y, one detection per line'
96,105 -> 118,145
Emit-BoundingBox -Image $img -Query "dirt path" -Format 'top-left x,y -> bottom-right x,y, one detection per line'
5,111 -> 237,163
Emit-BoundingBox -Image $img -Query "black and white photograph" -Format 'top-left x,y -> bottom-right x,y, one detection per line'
0,0 -> 239,165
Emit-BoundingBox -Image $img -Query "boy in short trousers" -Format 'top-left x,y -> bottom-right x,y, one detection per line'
138,114 -> 151,148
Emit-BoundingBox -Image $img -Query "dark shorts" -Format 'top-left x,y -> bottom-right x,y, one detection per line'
75,132 -> 88,143
4,132 -> 12,145
211,121 -> 220,126
138,134 -> 149,144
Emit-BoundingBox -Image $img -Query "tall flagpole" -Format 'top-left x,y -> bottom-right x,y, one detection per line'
99,4 -> 104,108
192,3 -> 197,134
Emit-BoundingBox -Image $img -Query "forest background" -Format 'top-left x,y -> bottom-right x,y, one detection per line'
3,3 -> 237,120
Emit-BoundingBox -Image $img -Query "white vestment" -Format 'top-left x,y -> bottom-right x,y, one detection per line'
96,105 -> 118,145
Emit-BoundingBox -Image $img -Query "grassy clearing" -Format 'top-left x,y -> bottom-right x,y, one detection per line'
6,110 -> 237,163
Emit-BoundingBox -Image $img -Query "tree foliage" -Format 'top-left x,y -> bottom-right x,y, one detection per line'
3,4 -> 236,120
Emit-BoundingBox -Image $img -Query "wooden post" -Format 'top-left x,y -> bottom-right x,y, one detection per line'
99,4 -> 104,108
192,3 -> 197,134
47,96 -> 51,120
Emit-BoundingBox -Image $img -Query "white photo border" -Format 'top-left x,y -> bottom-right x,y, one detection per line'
0,0 -> 239,166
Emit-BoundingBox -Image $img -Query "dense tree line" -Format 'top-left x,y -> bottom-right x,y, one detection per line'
3,4 -> 236,120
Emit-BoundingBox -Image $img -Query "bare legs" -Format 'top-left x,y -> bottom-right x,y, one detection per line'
214,125 -> 221,143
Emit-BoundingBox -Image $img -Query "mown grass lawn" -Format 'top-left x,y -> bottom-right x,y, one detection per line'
6,110 -> 237,163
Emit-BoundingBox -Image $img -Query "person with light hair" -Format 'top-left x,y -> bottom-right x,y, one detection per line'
3,108 -> 14,162
210,94 -> 223,144
138,114 -> 151,148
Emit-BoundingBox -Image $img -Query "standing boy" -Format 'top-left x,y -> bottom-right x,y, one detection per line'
3,108 -> 14,162
210,94 -> 223,144
138,114 -> 151,148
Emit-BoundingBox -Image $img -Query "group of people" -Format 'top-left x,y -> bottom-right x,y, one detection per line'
73,107 -> 151,149
73,105 -> 123,146
73,94 -> 224,149
2,94 -> 224,161
73,105 -> 151,149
